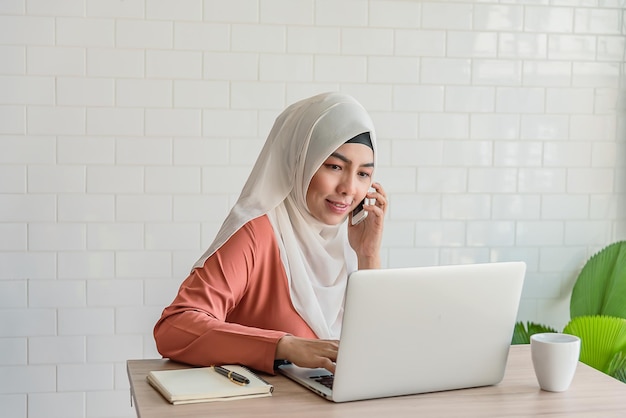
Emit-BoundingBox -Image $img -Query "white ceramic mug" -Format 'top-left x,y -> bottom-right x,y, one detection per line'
530,333 -> 581,392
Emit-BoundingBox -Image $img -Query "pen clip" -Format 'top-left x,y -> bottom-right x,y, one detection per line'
227,371 -> 246,386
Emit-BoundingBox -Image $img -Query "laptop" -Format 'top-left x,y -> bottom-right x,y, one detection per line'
278,261 -> 526,403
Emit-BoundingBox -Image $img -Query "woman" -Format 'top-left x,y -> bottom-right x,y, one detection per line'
154,92 -> 388,375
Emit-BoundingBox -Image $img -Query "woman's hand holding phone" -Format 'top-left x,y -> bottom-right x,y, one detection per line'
348,183 -> 387,269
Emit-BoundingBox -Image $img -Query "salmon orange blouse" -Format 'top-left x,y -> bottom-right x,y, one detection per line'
154,215 -> 317,374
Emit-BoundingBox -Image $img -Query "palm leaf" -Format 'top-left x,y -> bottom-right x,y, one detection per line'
606,351 -> 626,383
562,315 -> 626,373
511,321 -> 558,345
570,241 -> 626,319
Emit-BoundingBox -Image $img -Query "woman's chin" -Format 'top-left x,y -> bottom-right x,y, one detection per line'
327,214 -> 349,226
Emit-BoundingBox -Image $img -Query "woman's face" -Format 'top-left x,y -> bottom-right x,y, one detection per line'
306,143 -> 374,225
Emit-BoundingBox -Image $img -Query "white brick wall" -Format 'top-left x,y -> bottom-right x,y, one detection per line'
0,1 -> 625,417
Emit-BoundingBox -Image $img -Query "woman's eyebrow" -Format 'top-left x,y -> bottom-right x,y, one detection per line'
329,152 -> 375,168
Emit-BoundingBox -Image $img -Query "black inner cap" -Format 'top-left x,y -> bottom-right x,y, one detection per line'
345,132 -> 372,150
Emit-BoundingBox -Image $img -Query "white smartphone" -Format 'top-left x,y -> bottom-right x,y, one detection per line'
351,198 -> 368,226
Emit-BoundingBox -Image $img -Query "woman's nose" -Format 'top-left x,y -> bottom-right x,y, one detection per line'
337,175 -> 357,196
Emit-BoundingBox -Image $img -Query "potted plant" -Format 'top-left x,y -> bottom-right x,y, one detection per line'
512,241 -> 626,383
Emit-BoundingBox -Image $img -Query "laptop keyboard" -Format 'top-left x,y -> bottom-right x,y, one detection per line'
310,374 -> 334,389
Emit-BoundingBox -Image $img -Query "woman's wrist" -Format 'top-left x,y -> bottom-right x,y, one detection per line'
357,255 -> 380,270
275,334 -> 293,360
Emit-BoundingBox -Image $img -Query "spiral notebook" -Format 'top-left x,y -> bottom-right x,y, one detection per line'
147,365 -> 273,405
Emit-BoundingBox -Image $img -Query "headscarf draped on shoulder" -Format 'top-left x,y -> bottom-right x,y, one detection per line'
193,92 -> 377,339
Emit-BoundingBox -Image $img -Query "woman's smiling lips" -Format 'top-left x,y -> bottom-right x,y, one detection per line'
326,199 -> 351,214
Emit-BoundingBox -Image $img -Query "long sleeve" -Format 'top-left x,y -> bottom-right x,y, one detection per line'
153,215 -> 317,374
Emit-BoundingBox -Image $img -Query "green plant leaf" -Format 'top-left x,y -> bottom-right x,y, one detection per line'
512,322 -> 529,345
511,321 -> 558,345
606,351 -> 626,383
562,315 -> 626,374
570,241 -> 626,319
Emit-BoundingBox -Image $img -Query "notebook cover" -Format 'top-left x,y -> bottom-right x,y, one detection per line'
147,365 -> 273,405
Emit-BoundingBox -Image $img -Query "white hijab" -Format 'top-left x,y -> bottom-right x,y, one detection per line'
193,92 -> 377,339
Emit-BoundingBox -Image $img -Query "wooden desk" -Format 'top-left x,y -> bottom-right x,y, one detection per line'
127,345 -> 626,417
